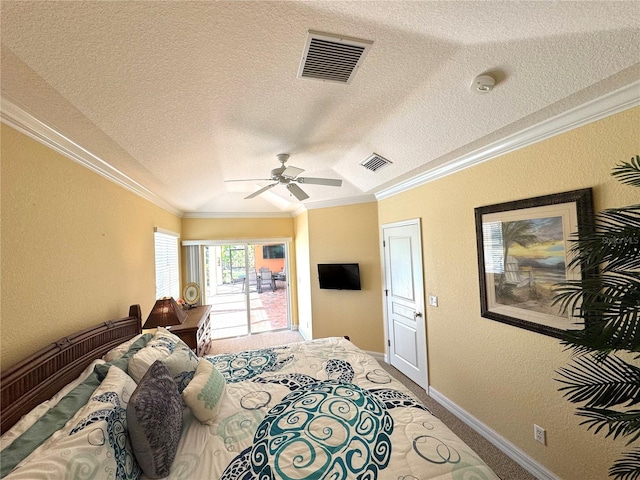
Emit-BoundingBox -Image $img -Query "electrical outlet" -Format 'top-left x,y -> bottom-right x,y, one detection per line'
534,424 -> 546,445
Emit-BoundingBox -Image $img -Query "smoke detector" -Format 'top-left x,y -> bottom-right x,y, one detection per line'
471,74 -> 496,94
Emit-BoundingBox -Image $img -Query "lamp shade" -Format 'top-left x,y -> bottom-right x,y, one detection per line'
143,297 -> 187,329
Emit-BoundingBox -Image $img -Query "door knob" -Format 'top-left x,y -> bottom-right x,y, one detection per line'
414,311 -> 423,318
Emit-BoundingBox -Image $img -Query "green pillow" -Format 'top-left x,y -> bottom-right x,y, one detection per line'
0,333 -> 152,477
182,358 -> 226,425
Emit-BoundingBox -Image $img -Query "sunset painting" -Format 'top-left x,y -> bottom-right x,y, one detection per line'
476,188 -> 592,338
494,216 -> 566,316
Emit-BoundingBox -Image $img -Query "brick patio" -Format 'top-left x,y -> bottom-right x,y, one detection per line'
207,282 -> 289,339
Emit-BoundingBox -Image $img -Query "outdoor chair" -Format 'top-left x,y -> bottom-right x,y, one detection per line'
243,269 -> 258,292
259,270 -> 274,292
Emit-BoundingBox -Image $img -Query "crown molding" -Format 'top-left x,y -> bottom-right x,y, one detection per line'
1,96 -> 184,217
184,194 -> 379,219
303,194 -> 378,210
289,194 -> 378,218
5,78 -> 637,217
375,80 -> 640,201
182,211 -> 295,219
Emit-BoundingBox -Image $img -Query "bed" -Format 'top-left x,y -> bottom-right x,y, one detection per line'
1,305 -> 499,479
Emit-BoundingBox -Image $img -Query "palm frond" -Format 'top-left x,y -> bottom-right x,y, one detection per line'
610,447 -> 640,480
577,407 -> 640,444
565,207 -> 640,273
553,275 -> 640,352
556,354 -> 640,407
553,274 -> 640,314
554,157 -> 640,479
612,155 -> 640,187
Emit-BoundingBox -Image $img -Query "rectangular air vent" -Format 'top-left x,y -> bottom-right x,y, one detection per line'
361,153 -> 392,172
298,30 -> 373,84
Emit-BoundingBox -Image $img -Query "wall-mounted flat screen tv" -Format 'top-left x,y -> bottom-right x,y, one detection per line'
263,244 -> 285,259
317,263 -> 361,290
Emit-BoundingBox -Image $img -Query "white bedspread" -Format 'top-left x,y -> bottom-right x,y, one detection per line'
155,337 -> 499,480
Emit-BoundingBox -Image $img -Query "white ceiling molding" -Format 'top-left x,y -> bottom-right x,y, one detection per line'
303,194 -> 378,210
182,211 -> 295,219
375,80 -> 640,201
1,96 -> 184,217
4,77 -> 637,219
182,237 -> 292,246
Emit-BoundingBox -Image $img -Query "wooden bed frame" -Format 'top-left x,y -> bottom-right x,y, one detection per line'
0,305 -> 142,434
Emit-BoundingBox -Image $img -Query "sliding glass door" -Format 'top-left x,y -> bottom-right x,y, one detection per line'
203,241 -> 289,340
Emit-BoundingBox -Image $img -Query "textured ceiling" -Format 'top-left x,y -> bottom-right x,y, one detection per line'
2,1 -> 639,216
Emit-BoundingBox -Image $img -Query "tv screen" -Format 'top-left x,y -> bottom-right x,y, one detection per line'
317,263 -> 361,290
263,245 -> 285,259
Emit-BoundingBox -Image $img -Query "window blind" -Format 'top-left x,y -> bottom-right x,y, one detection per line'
154,229 -> 180,299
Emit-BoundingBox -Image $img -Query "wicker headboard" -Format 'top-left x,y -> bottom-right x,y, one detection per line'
0,305 -> 142,434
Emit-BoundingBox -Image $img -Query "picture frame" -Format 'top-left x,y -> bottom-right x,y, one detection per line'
474,188 -> 593,338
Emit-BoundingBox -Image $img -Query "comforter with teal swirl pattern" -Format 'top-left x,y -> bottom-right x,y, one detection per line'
157,337 -> 499,480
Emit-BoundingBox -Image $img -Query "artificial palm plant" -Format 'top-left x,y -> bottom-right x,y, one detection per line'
553,155 -> 640,479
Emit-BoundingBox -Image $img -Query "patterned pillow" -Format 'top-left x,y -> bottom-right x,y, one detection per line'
128,328 -> 182,383
3,367 -> 140,479
162,345 -> 199,393
127,360 -> 182,479
182,358 -> 226,425
103,333 -> 143,361
95,333 -> 153,381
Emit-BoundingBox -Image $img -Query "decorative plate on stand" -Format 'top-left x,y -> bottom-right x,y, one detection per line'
183,282 -> 201,306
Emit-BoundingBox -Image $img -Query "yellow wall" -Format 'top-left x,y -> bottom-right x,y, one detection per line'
181,217 -> 293,240
377,107 -> 640,479
1,125 -> 181,369
307,202 -> 384,352
3,102 -> 638,477
181,217 -> 298,325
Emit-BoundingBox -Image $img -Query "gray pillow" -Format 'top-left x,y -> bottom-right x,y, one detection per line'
127,360 -> 182,478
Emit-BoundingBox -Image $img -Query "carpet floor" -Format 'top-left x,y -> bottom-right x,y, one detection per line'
207,332 -> 537,480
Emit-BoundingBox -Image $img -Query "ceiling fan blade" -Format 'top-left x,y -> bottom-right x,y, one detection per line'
245,182 -> 278,199
282,166 -> 304,178
296,177 -> 342,187
225,178 -> 272,182
286,183 -> 309,201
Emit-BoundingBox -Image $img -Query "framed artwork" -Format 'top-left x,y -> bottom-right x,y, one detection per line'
474,188 -> 593,338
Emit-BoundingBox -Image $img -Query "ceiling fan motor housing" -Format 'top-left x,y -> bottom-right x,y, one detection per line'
271,166 -> 287,180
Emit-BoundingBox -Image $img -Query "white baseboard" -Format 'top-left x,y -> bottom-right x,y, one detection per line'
297,327 -> 311,341
291,325 -> 299,331
366,351 -> 386,363
428,387 -> 559,480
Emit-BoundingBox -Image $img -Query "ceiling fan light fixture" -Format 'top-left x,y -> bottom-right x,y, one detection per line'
230,154 -> 342,201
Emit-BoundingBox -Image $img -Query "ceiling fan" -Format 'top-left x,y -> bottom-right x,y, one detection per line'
225,153 -> 342,201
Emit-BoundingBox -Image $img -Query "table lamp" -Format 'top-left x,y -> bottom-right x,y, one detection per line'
143,297 -> 187,329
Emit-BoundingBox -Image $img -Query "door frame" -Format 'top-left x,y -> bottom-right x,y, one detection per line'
183,237 -> 292,337
380,218 -> 428,389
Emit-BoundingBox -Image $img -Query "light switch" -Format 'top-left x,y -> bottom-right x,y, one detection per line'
429,295 -> 438,307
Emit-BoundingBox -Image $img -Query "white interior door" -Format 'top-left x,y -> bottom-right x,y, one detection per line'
383,220 -> 428,389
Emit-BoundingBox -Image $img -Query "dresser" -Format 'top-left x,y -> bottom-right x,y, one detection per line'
169,304 -> 212,356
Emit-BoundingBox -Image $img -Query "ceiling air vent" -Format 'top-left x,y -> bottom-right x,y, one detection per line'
298,30 -> 373,84
361,153 -> 392,172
